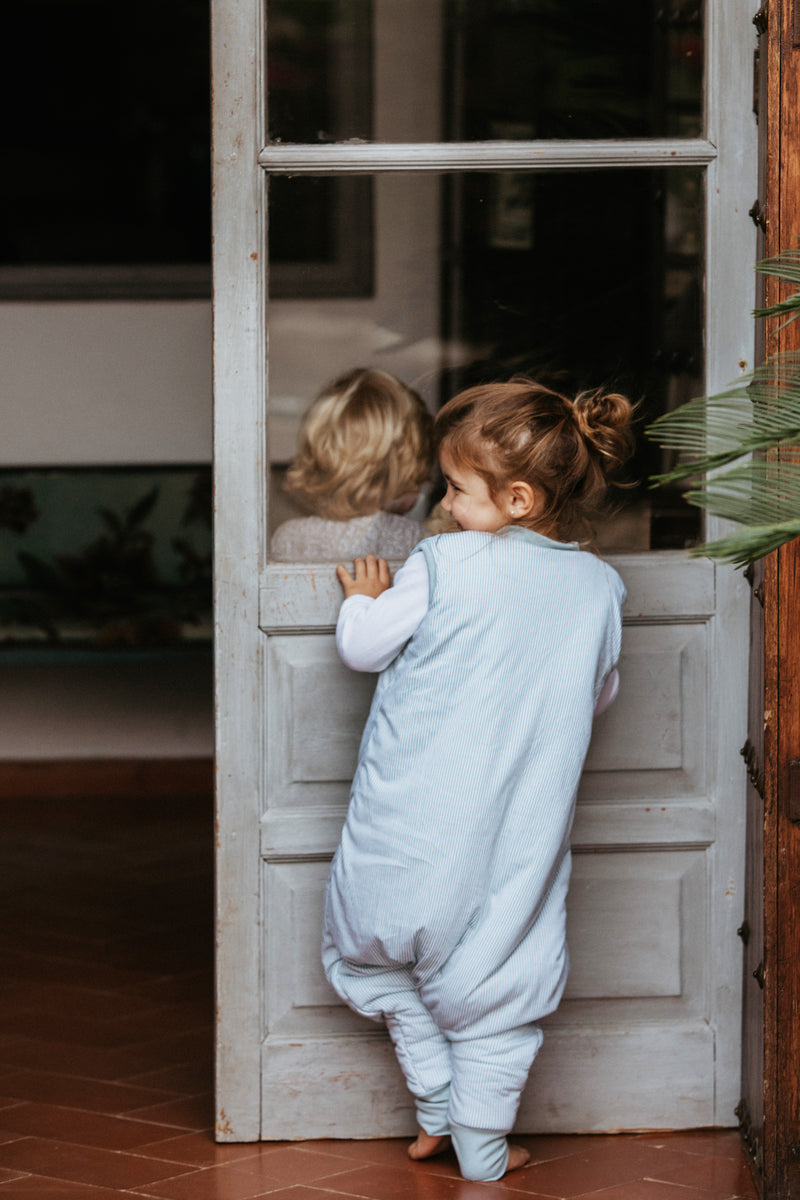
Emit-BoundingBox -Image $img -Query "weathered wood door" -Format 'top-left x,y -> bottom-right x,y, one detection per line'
213,0 -> 758,1141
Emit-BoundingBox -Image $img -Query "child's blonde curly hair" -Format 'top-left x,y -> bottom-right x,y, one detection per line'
283,368 -> 434,521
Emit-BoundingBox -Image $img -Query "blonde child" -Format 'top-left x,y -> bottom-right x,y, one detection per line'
322,378 -> 634,1182
270,368 -> 433,562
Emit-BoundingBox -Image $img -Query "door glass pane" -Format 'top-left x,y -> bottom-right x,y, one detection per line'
267,168 -> 703,558
449,1 -> 704,140
266,0 -> 703,144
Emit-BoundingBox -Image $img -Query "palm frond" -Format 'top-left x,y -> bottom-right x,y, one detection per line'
682,460 -> 800,526
753,249 -> 800,328
646,247 -> 800,565
647,351 -> 800,486
690,519 -> 800,567
755,248 -> 800,287
753,294 -> 800,331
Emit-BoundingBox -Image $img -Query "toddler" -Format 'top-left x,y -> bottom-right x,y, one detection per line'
270,368 -> 433,562
322,378 -> 634,1181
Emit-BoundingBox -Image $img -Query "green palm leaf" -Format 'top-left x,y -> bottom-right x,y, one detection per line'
692,520 -> 800,567
647,351 -> 800,486
753,250 -> 800,329
755,247 -> 800,287
683,460 -> 800,526
646,247 -> 800,565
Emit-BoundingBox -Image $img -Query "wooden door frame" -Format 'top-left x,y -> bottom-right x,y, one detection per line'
747,0 -> 800,1194
212,0 -> 267,1142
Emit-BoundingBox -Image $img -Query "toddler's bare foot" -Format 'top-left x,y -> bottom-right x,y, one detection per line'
505,1144 -> 530,1173
408,1129 -> 450,1160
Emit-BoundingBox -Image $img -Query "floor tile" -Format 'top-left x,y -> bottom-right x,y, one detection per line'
0,1070 -> 180,1116
645,1152 -> 758,1193
125,1057 -> 214,1094
0,1137 -> 189,1191
276,1161 -> 545,1200
571,1182 -> 723,1200
124,1090 -> 214,1130
133,1186 -> 338,1200
118,974 -> 214,1019
0,1101 -> 187,1151
283,1139 -> 414,1169
0,1176 -> 139,1198
634,1129 -> 748,1160
0,1169 -> 28,1185
0,1028 -> 213,1083
493,1156 -> 626,1195
131,1130 -> 273,1168
241,1190 -> 372,1200
233,1145 -> 381,1187
0,983 -> 160,1027
128,1161 -> 289,1199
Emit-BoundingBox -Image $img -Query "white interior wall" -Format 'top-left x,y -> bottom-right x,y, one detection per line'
0,301 -> 212,466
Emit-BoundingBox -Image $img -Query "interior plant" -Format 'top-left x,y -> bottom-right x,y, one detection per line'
646,247 -> 800,567
1,470 -> 212,645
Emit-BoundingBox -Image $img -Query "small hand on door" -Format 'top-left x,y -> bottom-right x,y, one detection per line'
336,555 -> 392,600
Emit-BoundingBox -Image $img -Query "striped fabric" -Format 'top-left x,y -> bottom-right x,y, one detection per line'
323,526 -> 626,1134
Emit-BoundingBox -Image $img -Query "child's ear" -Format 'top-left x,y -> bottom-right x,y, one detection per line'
506,481 -> 542,520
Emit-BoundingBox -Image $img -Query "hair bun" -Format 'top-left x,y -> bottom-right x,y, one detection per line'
573,389 -> 635,471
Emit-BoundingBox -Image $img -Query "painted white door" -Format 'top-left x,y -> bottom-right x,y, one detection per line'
213,0 -> 757,1140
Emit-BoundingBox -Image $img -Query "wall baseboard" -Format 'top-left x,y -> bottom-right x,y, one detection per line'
0,757 -> 213,799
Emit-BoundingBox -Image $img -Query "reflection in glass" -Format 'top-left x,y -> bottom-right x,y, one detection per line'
269,176 -> 374,298
269,368 -> 434,563
267,0 -> 372,142
266,0 -> 703,145
268,169 -> 703,554
448,0 -> 703,141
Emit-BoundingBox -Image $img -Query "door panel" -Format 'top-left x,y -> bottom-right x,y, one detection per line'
256,553 -> 733,1134
267,637 -> 375,800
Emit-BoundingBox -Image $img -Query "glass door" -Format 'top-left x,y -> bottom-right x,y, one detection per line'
213,0 -> 757,1140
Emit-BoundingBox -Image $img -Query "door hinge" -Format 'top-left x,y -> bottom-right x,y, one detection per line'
738,919 -> 751,945
753,45 -> 760,119
753,5 -> 768,34
787,759 -> 800,822
749,199 -> 767,231
741,739 -> 765,798
743,563 -> 765,605
737,1099 -> 764,1173
753,961 -> 765,988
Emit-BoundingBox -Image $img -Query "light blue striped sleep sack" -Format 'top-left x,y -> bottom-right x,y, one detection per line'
323,526 -> 626,1132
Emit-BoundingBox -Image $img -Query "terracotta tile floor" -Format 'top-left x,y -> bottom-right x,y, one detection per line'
0,793 -> 759,1199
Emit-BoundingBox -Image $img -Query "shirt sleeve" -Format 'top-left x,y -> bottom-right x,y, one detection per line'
594,667 -> 620,716
336,551 -> 430,672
